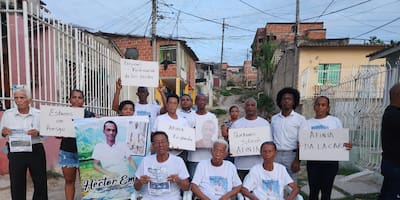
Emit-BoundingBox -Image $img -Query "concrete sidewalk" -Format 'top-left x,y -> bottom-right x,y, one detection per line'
300,169 -> 382,199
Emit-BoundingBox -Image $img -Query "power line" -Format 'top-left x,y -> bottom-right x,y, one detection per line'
315,0 -> 336,22
352,16 -> 400,38
237,0 -> 287,20
302,0 -> 372,21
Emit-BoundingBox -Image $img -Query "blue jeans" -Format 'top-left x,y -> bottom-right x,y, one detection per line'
379,159 -> 400,200
58,150 -> 79,168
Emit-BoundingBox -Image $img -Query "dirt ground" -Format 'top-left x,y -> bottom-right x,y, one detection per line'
0,169 -> 81,200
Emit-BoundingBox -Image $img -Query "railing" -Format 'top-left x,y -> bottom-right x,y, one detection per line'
319,65 -> 399,171
0,0 -> 123,115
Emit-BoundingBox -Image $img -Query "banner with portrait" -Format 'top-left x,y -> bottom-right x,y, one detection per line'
74,116 -> 150,199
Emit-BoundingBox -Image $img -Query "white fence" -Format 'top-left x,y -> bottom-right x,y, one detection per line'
0,0 -> 122,115
319,63 -> 399,171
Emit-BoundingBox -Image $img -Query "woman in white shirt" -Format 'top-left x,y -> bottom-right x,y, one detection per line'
304,96 -> 352,200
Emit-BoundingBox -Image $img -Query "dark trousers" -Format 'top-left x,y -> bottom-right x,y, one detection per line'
379,159 -> 400,200
8,143 -> 48,200
307,161 -> 338,200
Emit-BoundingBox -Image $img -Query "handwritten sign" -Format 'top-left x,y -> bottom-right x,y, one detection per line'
195,116 -> 219,148
158,123 -> 195,151
299,128 -> 349,161
229,127 -> 272,157
120,59 -> 159,87
40,105 -> 84,137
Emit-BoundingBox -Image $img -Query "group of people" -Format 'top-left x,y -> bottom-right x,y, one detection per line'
0,80 -> 398,200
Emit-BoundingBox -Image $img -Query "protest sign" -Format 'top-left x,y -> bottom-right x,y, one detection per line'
229,127 -> 272,157
40,105 -> 84,137
120,59 -> 159,87
299,128 -> 349,161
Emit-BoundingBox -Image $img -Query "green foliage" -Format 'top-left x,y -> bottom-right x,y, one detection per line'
254,42 -> 276,82
368,36 -> 384,45
257,93 -> 275,113
220,89 -> 231,96
210,108 -> 227,117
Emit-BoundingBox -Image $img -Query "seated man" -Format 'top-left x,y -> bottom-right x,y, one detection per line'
191,139 -> 242,200
241,141 -> 299,200
134,131 -> 190,199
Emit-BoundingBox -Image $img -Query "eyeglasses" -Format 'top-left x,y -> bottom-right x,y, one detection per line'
152,141 -> 168,146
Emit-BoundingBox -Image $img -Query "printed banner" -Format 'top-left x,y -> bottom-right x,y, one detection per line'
75,116 -> 150,199
299,128 -> 349,161
157,123 -> 195,151
40,105 -> 84,137
120,59 -> 159,87
229,127 -> 272,157
195,116 -> 218,148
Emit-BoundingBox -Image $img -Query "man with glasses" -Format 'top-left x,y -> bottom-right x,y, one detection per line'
134,131 -> 190,199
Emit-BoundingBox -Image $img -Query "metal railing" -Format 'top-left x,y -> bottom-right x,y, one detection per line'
0,0 -> 123,114
319,64 -> 399,171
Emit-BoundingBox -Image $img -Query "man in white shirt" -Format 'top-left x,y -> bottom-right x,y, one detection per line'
271,87 -> 306,182
152,93 -> 191,156
111,78 -> 167,130
230,98 -> 271,180
177,94 -> 196,128
1,88 -> 47,200
134,131 -> 190,200
191,139 -> 242,200
92,120 -> 136,177
187,94 -> 218,179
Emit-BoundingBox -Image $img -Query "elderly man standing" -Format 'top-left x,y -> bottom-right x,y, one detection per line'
379,83 -> 400,199
1,88 -> 48,200
230,98 -> 271,180
271,87 -> 306,182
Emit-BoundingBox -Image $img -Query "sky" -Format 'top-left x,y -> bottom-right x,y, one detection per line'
43,0 -> 400,66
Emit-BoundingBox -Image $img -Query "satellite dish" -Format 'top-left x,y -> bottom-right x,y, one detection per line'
125,48 -> 139,60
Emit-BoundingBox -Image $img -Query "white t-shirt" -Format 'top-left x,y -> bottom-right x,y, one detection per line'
152,113 -> 190,132
304,115 -> 343,130
271,111 -> 306,150
230,117 -> 271,170
135,103 -> 161,130
192,159 -> 242,200
177,108 -> 196,128
243,162 -> 293,200
135,154 -> 189,200
92,142 -> 131,175
187,112 -> 218,162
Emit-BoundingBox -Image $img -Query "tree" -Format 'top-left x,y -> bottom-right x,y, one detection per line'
368,36 -> 384,45
253,42 -> 276,94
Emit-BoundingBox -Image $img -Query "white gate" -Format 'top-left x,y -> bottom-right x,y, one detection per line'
0,0 -> 122,115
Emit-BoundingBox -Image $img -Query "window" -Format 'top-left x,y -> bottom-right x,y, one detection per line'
317,64 -> 341,86
159,45 -> 176,63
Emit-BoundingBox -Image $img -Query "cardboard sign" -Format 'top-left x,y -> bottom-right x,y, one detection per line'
299,128 -> 349,161
229,127 -> 272,157
120,59 -> 159,87
158,123 -> 195,151
195,116 -> 219,148
40,105 -> 84,137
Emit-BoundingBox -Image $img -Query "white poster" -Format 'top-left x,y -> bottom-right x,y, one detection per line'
195,116 -> 218,148
299,128 -> 349,161
120,59 -> 159,87
229,127 -> 272,157
40,105 -> 84,137
158,123 -> 195,151
9,129 -> 32,152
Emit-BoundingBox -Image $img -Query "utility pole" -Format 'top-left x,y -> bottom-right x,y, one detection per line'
151,0 -> 157,102
220,18 -> 225,70
152,0 -> 157,61
293,0 -> 300,88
